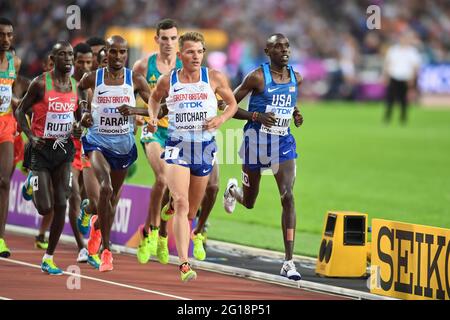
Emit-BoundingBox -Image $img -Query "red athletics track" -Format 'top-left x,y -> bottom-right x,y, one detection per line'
0,232 -> 349,300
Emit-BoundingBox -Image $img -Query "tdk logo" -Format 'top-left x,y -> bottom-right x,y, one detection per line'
179,101 -> 203,109
103,107 -> 120,114
272,107 -> 292,115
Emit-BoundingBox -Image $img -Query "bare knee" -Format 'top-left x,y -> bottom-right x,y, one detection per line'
153,176 -> 167,192
100,182 -> 113,199
280,189 -> 295,209
0,176 -> 11,190
172,194 -> 189,215
36,202 -> 53,216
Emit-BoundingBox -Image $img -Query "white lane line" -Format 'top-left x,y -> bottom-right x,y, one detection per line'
0,257 -> 190,300
0,296 -> 12,300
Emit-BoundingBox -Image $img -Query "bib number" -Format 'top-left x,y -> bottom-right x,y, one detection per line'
260,105 -> 293,136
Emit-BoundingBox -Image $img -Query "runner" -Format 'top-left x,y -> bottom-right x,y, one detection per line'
15,41 -> 81,274
0,17 -> 21,258
147,31 -> 237,281
132,18 -> 182,265
223,33 -> 304,281
78,35 -> 151,272
86,37 -> 106,71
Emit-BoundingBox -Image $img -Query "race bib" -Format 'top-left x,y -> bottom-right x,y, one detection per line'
260,105 -> 293,136
0,84 -> 12,113
97,106 -> 130,135
174,109 -> 211,131
164,146 -> 180,160
140,123 -> 153,140
43,112 -> 74,139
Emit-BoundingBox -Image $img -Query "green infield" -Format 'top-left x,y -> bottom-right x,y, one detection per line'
127,101 -> 450,257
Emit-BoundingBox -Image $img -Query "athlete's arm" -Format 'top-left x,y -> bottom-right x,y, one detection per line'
233,69 -> 276,127
11,56 -> 22,110
132,58 -> 147,78
78,71 -> 95,127
293,71 -> 303,128
15,76 -> 45,149
147,74 -> 169,133
205,70 -> 237,130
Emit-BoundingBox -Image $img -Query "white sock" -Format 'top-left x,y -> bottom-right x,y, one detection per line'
43,254 -> 53,261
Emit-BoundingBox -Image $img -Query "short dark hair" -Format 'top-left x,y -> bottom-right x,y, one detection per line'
156,18 -> 178,36
86,37 -> 106,47
0,17 -> 13,27
73,42 -> 93,59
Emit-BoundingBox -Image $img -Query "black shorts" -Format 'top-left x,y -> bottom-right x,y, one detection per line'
30,138 -> 75,171
23,141 -> 31,170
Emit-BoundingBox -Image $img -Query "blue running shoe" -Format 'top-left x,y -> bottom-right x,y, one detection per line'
77,199 -> 92,236
21,171 -> 33,201
87,254 -> 101,269
41,258 -> 63,275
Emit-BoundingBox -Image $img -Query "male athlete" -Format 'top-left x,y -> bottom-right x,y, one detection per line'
0,17 -> 21,258
16,41 -> 81,274
223,33 -> 304,281
78,35 -> 151,272
147,31 -> 237,281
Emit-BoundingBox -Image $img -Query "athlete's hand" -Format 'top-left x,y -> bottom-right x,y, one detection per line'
293,109 -> 303,127
81,112 -> 93,128
258,112 -> 276,127
72,122 -> 83,139
118,105 -> 134,116
205,115 -> 225,131
30,135 -> 45,150
146,118 -> 158,133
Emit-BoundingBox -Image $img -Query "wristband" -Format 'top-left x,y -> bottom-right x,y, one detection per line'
252,111 -> 259,122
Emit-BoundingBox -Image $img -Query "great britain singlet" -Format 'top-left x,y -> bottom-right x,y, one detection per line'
86,67 -> 136,155
165,67 -> 217,143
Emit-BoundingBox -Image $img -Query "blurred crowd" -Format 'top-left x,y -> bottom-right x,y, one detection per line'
1,0 -> 450,99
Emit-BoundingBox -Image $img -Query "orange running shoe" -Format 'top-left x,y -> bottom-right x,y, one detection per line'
87,215 -> 102,255
99,249 -> 113,272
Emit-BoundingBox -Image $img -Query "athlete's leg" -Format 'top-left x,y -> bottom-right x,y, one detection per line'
143,142 -> 167,232
88,151 -> 114,251
193,163 -> 219,235
165,164 -> 191,263
46,162 -> 72,255
82,166 -> 100,218
0,141 -> 14,240
68,168 -> 85,250
230,165 -> 262,209
273,160 -> 297,261
107,169 -> 128,250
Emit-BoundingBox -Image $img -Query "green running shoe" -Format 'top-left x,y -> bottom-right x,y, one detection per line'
41,258 -> 63,275
180,262 -> 197,282
160,200 -> 174,222
136,226 -> 151,264
148,228 -> 158,257
35,235 -> 48,250
191,232 -> 206,261
0,238 -> 11,258
157,235 -> 169,264
87,254 -> 101,269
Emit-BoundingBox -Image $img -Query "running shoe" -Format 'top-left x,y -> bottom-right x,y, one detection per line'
41,258 -> 63,275
77,248 -> 89,263
87,254 -> 101,269
280,260 -> 302,281
99,249 -> 113,272
156,235 -> 169,264
136,226 -> 151,264
87,215 -> 102,255
148,228 -> 158,257
160,199 -> 175,222
180,262 -> 197,282
21,171 -> 33,201
0,239 -> 10,258
77,199 -> 92,236
34,234 -> 48,250
191,231 -> 206,261
223,178 -> 238,214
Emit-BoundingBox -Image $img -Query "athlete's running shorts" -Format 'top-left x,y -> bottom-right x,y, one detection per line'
30,138 -> 76,171
239,132 -> 297,171
82,136 -> 137,171
141,126 -> 168,151
0,113 -> 17,144
13,134 -> 24,165
163,138 -> 216,177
